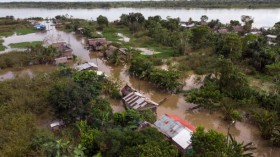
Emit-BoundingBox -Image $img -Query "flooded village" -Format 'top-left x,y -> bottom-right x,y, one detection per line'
0,6 -> 280,157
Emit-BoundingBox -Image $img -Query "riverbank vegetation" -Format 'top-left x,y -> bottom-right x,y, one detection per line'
2,1 -> 280,9
9,41 -> 42,48
0,16 -> 35,37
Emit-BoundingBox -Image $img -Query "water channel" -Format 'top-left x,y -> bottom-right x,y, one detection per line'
0,10 -> 280,156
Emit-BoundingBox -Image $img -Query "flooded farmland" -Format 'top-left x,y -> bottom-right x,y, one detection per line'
0,20 -> 279,156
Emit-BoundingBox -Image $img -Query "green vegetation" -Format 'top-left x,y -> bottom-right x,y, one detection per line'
1,1 -> 280,9
0,16 -> 35,37
0,64 -> 173,156
192,127 -> 255,156
0,11 -> 280,156
0,45 -> 60,68
0,39 -> 5,51
15,28 -> 36,35
9,41 -> 42,48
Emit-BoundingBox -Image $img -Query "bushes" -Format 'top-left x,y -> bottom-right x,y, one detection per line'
0,51 -> 31,68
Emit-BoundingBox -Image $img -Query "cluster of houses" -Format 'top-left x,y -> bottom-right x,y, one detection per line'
46,19 -> 196,155
180,18 -> 278,46
86,37 -> 128,62
120,84 -> 195,155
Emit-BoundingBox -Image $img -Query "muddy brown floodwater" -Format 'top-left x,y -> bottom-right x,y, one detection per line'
1,22 -> 279,157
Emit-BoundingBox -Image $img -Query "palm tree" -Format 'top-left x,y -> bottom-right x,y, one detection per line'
227,134 -> 256,157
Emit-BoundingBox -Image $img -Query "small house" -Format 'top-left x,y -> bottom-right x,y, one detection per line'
87,38 -> 108,51
34,23 -> 46,30
104,45 -> 127,60
154,114 -> 196,154
52,42 -> 73,59
54,56 -> 68,65
121,84 -> 137,97
232,25 -> 244,34
122,90 -> 158,113
266,34 -> 277,45
217,28 -> 228,35
75,62 -> 98,71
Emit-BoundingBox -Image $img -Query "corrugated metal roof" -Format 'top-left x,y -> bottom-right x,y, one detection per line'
154,114 -> 195,149
172,128 -> 192,149
154,115 -> 185,138
123,92 -> 158,110
75,62 -> 98,71
166,114 -> 196,131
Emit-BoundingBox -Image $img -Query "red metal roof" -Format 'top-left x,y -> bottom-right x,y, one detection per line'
166,114 -> 196,131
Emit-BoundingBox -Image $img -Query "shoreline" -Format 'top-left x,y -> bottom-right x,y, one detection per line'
1,1 -> 280,9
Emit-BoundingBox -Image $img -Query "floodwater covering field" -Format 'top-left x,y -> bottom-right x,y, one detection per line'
0,10 -> 280,156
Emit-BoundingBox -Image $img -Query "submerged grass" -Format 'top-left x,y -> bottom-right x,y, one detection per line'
0,39 -> 5,51
15,28 -> 36,35
9,41 -> 42,48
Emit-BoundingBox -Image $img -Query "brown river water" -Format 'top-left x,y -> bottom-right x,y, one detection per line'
0,22 -> 279,157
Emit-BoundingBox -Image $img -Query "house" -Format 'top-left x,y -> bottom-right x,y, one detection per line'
245,31 -> 261,36
217,28 -> 228,35
121,84 -> 137,97
266,34 -> 277,45
53,19 -> 63,28
104,45 -> 127,60
87,38 -> 108,51
34,23 -> 46,30
54,56 -> 68,65
75,62 -> 98,71
154,114 -> 196,154
122,85 -> 158,113
52,42 -> 73,59
181,23 -> 195,29
232,25 -> 244,34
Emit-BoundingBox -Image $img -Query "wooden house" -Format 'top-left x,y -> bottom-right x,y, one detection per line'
52,42 -> 73,59
54,56 -> 68,65
104,45 -> 127,60
121,85 -> 158,113
87,38 -> 108,51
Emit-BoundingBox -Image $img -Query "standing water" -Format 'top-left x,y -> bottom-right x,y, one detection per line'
0,20 -> 279,156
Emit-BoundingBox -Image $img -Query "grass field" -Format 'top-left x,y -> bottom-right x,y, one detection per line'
9,41 -> 42,48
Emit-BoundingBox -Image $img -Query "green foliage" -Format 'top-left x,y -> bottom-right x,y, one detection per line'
219,59 -> 250,99
190,26 -> 211,49
9,41 -> 42,48
251,109 -> 279,139
15,28 -> 36,35
87,98 -> 113,128
191,126 -> 255,157
191,126 -> 227,156
97,15 -> 109,30
0,18 -> 34,37
0,51 -> 31,68
0,74 -> 57,156
217,32 -> 242,59
149,68 -> 181,92
0,39 -> 5,51
129,57 -> 153,78
48,78 -> 89,123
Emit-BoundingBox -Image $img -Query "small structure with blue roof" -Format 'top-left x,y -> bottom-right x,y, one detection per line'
34,23 -> 46,30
